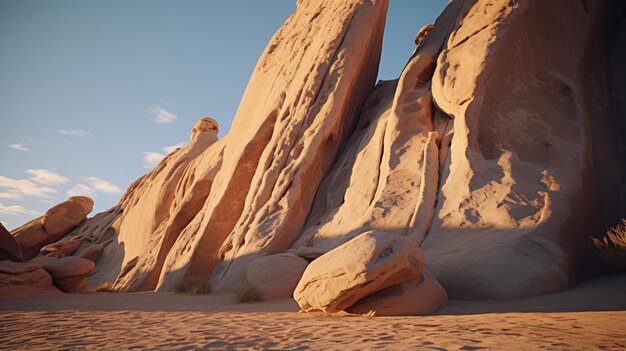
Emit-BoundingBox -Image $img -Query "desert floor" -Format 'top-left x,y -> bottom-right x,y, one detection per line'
1,274 -> 625,350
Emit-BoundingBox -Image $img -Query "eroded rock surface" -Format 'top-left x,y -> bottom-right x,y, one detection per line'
34,256 -> 95,293
0,261 -> 55,299
11,197 -> 93,261
347,271 -> 447,316
246,253 -> 308,301
6,0 -> 624,313
294,231 -> 423,313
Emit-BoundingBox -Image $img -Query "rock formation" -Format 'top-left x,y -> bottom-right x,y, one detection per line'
0,261 -> 55,299
9,196 -> 93,261
2,0 -> 625,316
294,231 -> 424,313
0,224 -> 22,262
31,256 -> 95,293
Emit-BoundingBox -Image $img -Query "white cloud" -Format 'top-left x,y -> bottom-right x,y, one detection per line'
0,191 -> 22,200
40,199 -> 55,205
9,143 -> 29,151
142,151 -> 166,168
67,177 -> 121,197
0,176 -> 57,197
0,201 -> 39,216
26,169 -> 69,185
162,141 -> 186,154
84,176 -> 121,194
67,184 -> 95,197
58,129 -> 93,137
142,141 -> 186,168
149,105 -> 177,124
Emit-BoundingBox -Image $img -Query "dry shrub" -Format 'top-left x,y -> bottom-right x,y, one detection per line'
592,219 -> 626,269
235,280 -> 263,303
175,277 -> 212,295
95,281 -> 117,292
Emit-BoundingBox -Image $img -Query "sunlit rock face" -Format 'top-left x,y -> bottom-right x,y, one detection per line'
7,0 -> 625,313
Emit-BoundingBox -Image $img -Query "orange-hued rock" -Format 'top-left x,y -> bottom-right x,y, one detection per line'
14,0 -> 622,311
58,117 -> 223,291
161,0 -> 389,291
0,223 -> 22,262
0,261 -> 55,299
246,253 -> 308,301
41,237 -> 82,258
35,256 -> 95,293
11,197 -> 93,260
294,231 -> 423,313
347,271 -> 447,316
422,0 -> 623,299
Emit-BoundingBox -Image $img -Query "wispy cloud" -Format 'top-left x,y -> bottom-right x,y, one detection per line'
0,201 -> 39,216
67,176 -> 121,197
142,152 -> 166,168
149,105 -> 177,124
142,141 -> 186,168
9,143 -> 29,152
162,141 -> 186,154
26,169 -> 69,185
58,129 -> 93,137
67,184 -> 95,197
0,175 -> 57,198
0,191 -> 22,200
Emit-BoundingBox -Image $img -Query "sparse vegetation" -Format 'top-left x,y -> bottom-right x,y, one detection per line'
235,280 -> 263,303
592,219 -> 626,269
95,281 -> 117,292
174,277 -> 212,295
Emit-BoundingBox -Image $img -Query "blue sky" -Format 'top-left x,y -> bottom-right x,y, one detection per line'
0,0 -> 446,230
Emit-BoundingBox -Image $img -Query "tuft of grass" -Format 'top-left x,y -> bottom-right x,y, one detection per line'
235,280 -> 263,303
174,277 -> 212,295
95,281 -> 117,292
592,219 -> 626,269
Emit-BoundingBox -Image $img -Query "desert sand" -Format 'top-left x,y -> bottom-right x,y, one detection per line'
1,274 -> 625,350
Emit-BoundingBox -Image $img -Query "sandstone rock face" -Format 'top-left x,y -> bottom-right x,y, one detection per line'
246,253 -> 308,301
41,237 -> 82,258
294,231 -> 423,313
423,0 -> 624,299
15,0 -> 623,312
11,197 -> 93,260
35,256 -> 95,293
0,261 -> 54,299
0,223 -> 22,262
347,271 -> 447,316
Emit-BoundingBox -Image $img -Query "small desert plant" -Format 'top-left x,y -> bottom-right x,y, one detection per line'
174,277 -> 212,295
95,281 -> 117,292
592,219 -> 626,269
235,280 -> 263,303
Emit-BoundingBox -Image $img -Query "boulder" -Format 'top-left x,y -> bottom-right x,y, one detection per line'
246,253 -> 308,300
40,237 -> 83,258
347,271 -> 447,316
294,231 -> 423,313
11,197 -> 93,260
0,261 -> 54,299
35,256 -> 95,292
0,223 -> 22,262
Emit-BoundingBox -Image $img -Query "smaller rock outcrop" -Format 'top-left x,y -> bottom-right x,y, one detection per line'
246,253 -> 308,300
294,231 -> 423,313
0,261 -> 55,299
0,223 -> 22,262
347,271 -> 447,316
11,197 -> 93,260
40,237 -> 83,258
33,256 -> 95,292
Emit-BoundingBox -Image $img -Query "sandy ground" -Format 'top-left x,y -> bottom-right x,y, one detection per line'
1,274 -> 625,350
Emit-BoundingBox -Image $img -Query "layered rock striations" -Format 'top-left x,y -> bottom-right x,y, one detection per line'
3,0 -> 625,315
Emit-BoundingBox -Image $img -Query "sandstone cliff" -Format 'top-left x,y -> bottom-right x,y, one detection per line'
3,0 -> 625,315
